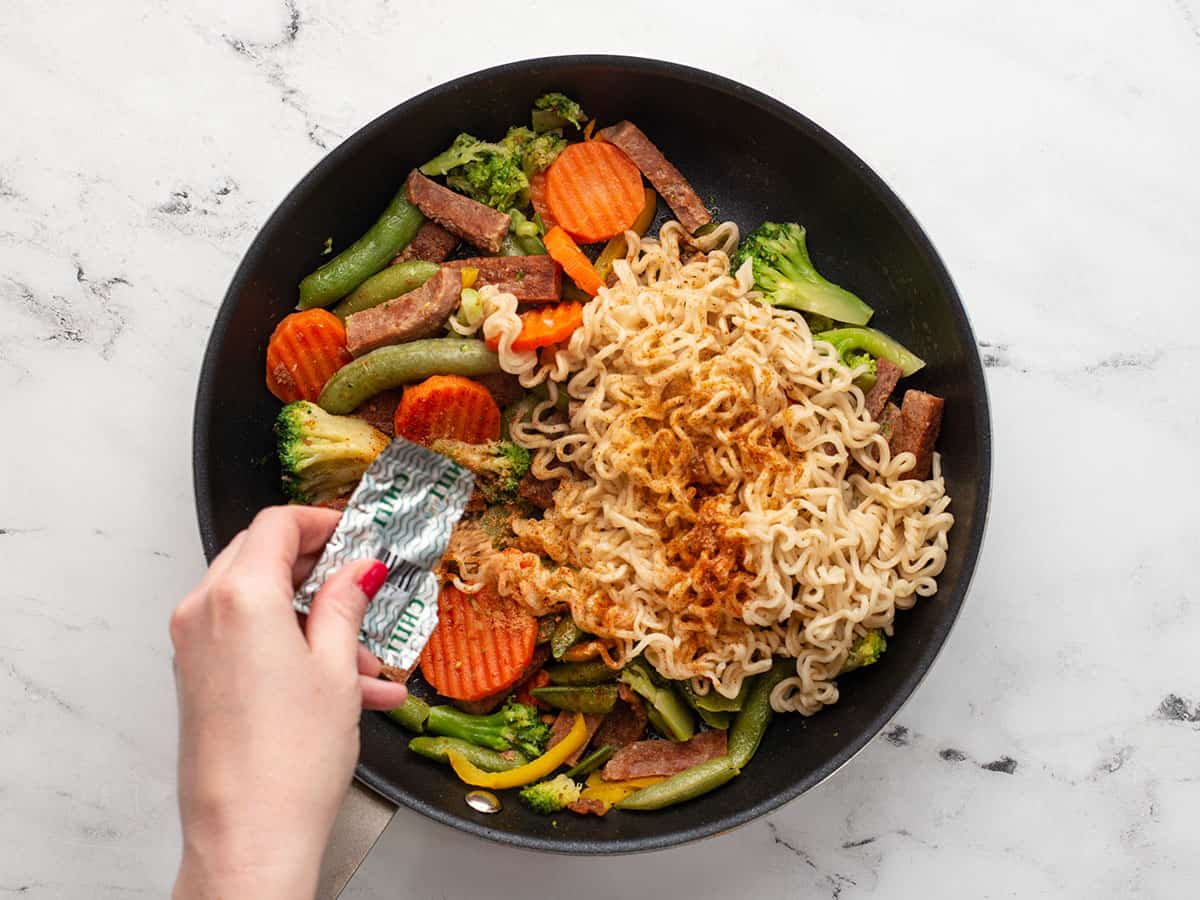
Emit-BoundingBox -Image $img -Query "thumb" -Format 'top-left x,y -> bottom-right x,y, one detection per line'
306,558 -> 387,669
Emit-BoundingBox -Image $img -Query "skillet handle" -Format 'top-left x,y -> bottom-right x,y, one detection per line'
317,781 -> 396,898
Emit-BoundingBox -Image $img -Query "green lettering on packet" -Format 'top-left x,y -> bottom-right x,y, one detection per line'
295,439 -> 473,677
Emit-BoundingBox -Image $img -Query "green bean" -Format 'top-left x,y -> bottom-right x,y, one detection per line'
615,757 -> 740,811
531,684 -> 618,715
535,615 -> 559,645
407,736 -> 528,772
564,745 -> 614,780
727,659 -> 793,769
330,260 -> 439,320
386,695 -> 431,733
317,339 -> 501,414
550,618 -> 584,660
546,660 -> 618,686
298,189 -> 424,309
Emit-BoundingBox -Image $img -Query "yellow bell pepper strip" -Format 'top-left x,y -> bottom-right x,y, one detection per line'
446,712 -> 586,789
594,188 -> 657,283
460,267 -> 479,289
576,770 -> 667,813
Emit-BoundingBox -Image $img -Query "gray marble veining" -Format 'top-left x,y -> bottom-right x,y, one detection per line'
1,0 -> 1197,897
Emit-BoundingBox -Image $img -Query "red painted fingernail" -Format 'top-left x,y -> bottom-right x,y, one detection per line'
356,561 -> 388,599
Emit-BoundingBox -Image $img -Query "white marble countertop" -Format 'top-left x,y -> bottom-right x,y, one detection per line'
2,1 -> 1198,896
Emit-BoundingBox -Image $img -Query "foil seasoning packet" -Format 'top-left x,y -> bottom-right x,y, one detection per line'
294,438 -> 474,677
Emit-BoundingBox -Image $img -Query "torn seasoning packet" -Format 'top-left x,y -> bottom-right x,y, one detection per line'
294,438 -> 473,678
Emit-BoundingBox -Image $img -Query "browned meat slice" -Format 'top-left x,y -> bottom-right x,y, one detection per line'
345,268 -> 461,357
391,221 -> 459,265
602,729 -> 727,781
596,121 -> 711,233
566,797 -> 609,817
591,684 -> 648,751
452,693 -> 508,716
517,473 -> 557,510
406,170 -> 511,254
443,256 -> 562,304
888,389 -> 945,480
352,388 -> 404,436
546,711 -> 604,766
474,372 -> 524,409
313,496 -> 349,512
864,358 -> 905,420
878,401 -> 901,438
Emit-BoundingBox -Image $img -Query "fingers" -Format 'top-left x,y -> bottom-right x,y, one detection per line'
357,645 -> 383,678
305,559 -> 387,670
235,506 -> 342,589
357,644 -> 408,711
360,675 -> 409,711
196,530 -> 248,594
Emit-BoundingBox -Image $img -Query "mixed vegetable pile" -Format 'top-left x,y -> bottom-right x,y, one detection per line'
262,92 -> 940,817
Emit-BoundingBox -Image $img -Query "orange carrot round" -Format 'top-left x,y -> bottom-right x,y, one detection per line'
420,584 -> 537,701
543,226 -> 603,296
545,141 -> 644,243
487,301 -> 585,353
265,309 -> 351,403
393,374 -> 500,445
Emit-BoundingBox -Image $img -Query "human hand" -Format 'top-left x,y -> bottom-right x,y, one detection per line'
169,506 -> 408,900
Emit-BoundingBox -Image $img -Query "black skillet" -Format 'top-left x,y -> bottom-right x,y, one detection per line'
193,55 -> 991,854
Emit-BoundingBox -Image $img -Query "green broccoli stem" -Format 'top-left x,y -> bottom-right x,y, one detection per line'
425,705 -> 513,752
620,660 -> 695,742
816,327 -> 925,377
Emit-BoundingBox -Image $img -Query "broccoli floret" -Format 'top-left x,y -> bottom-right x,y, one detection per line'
731,222 -> 874,326
421,132 -> 530,212
448,151 -> 530,212
532,93 -> 587,131
430,439 -> 531,504
425,698 -> 551,759
519,774 -> 582,814
841,630 -> 887,673
843,348 -> 877,380
275,401 -> 389,505
478,499 -> 536,549
524,132 -> 567,176
420,133 -> 499,176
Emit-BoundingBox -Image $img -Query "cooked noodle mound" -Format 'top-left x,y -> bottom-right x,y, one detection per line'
446,221 -> 953,714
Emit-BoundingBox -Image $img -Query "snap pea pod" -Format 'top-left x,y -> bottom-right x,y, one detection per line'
317,339 -> 501,414
564,745 -> 614,780
386,695 -> 431,733
545,660 -> 618,686
330,260 -> 439,320
298,189 -> 424,309
531,684 -> 619,715
615,757 -> 740,811
550,618 -> 584,660
727,659 -> 794,769
509,209 -> 547,256
408,736 -> 528,772
679,679 -> 751,713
